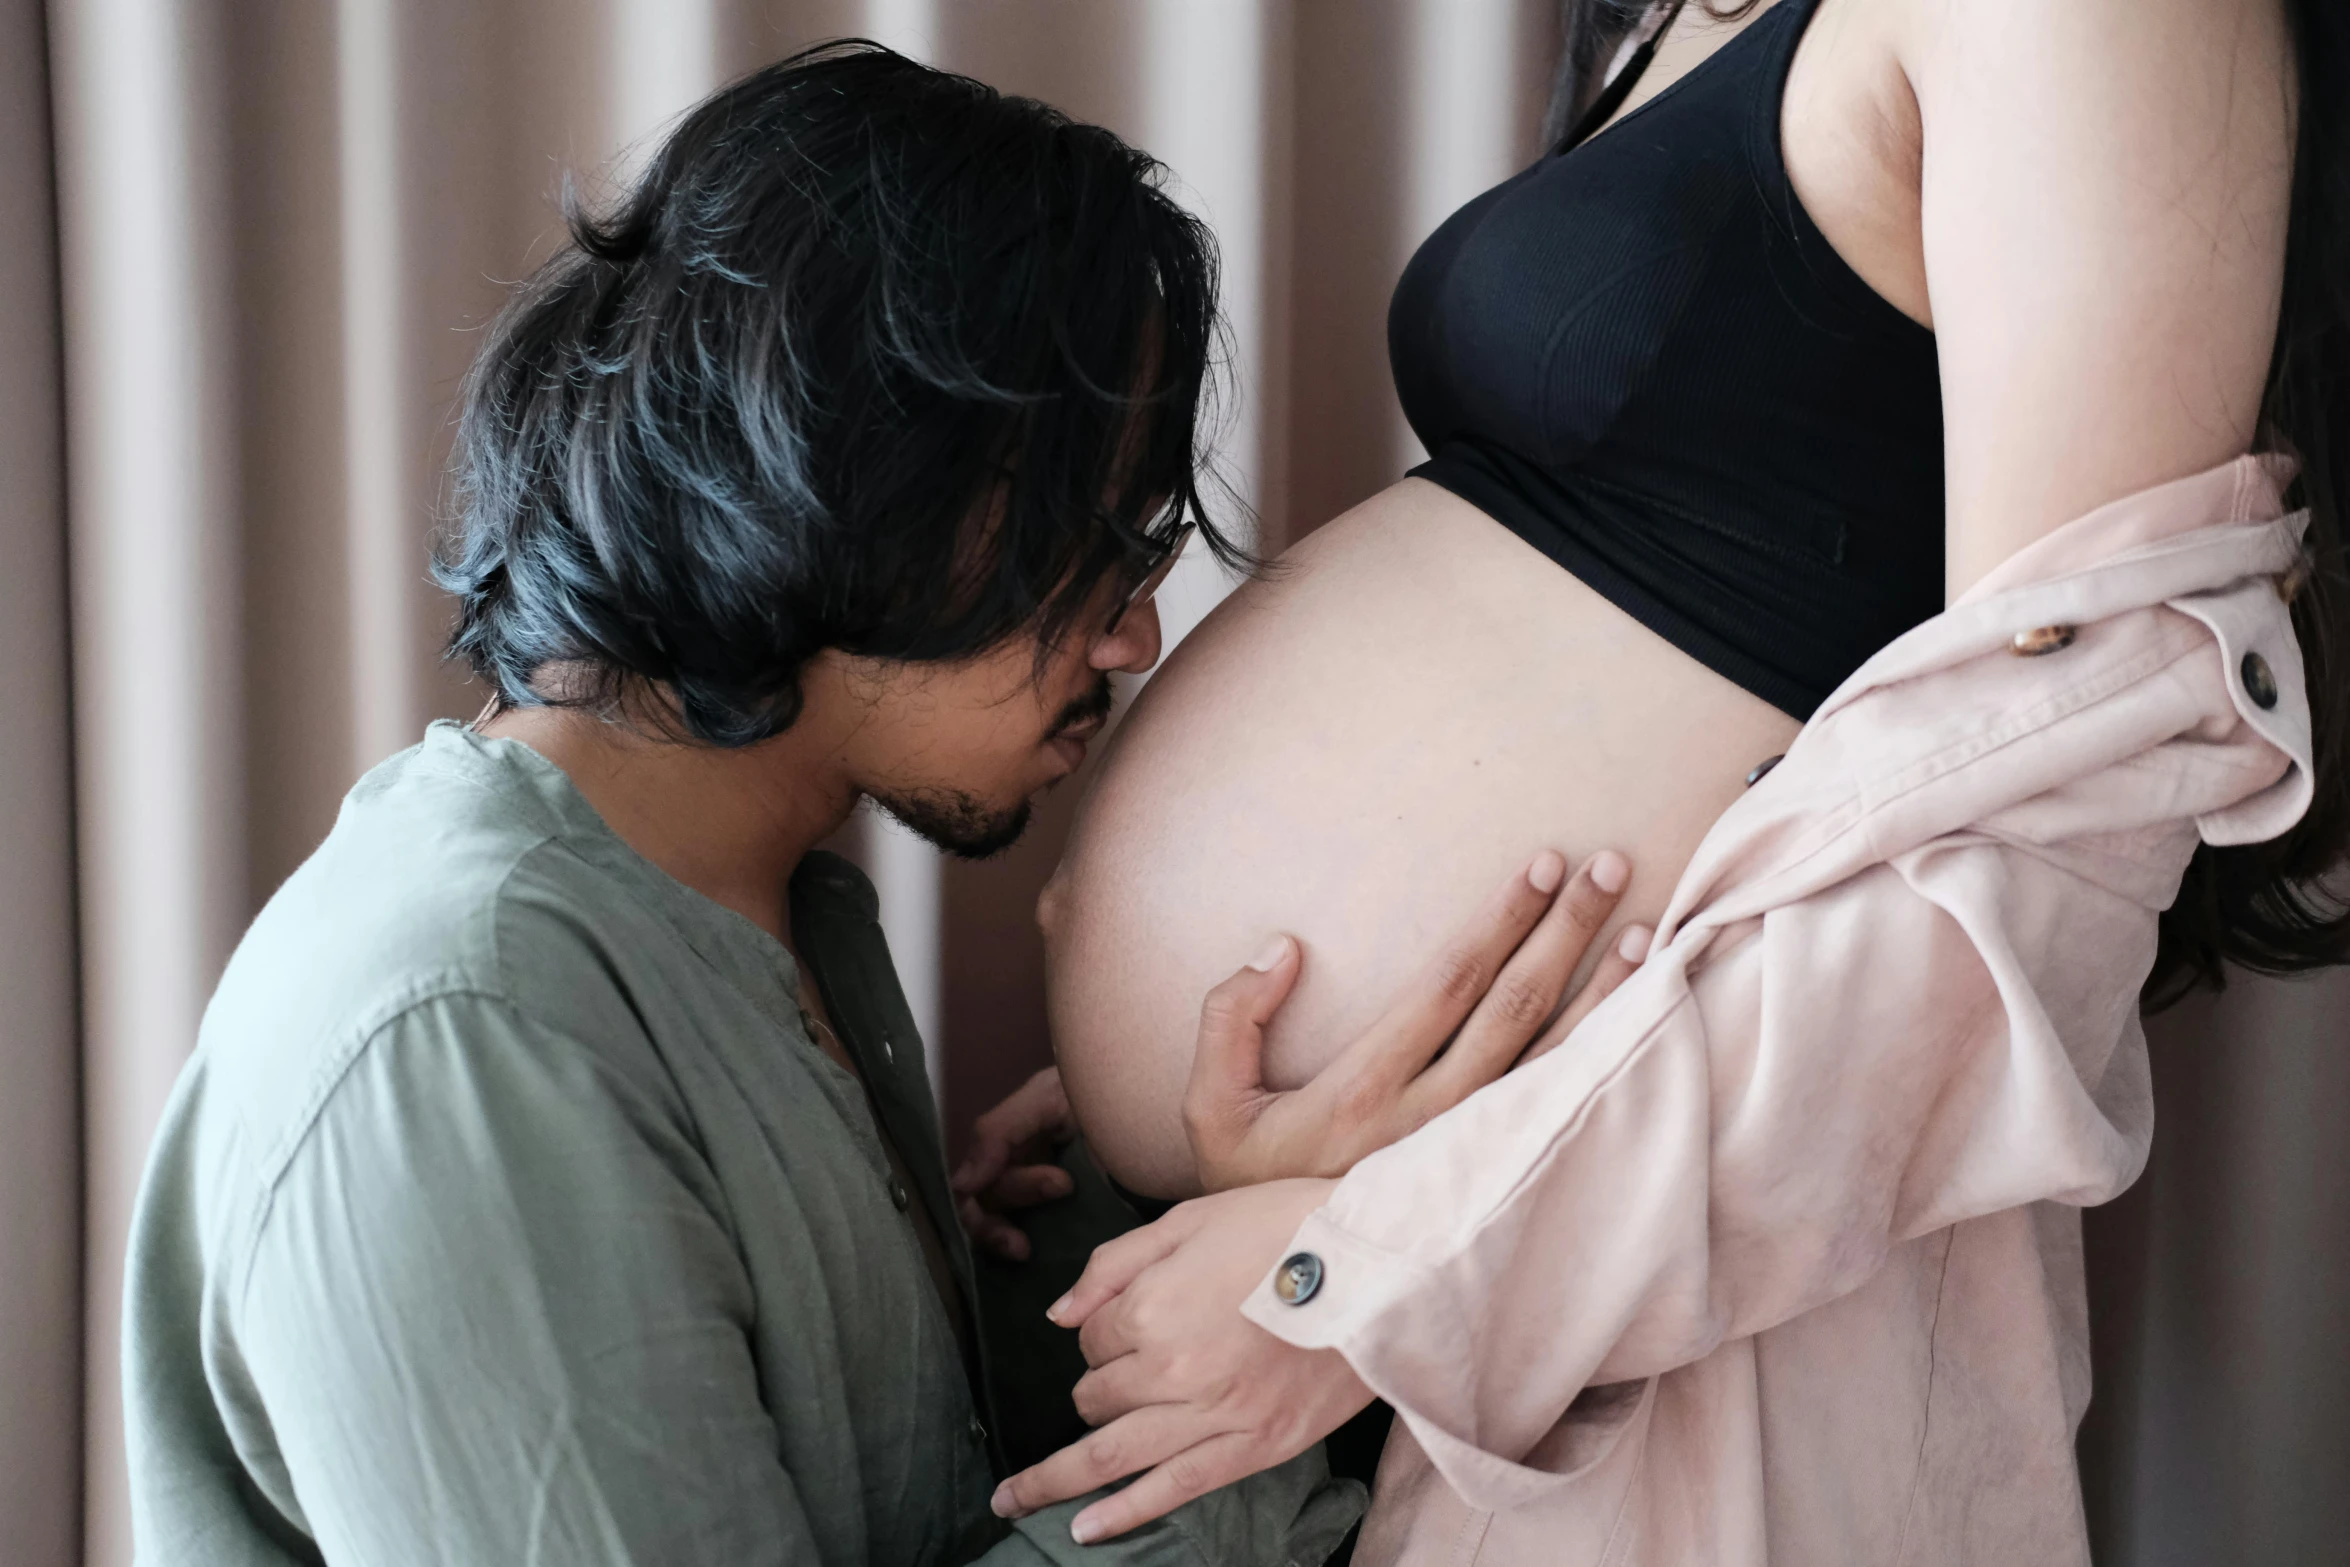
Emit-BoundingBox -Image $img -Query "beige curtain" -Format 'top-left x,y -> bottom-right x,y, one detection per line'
2,2 -> 79,1563
1,1 -> 2339,1563
2078,973 -> 2350,1565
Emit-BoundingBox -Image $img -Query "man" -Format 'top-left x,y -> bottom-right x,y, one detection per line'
121,44 -> 1361,1565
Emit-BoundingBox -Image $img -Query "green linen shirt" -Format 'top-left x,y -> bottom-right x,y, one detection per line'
123,721 -> 1361,1566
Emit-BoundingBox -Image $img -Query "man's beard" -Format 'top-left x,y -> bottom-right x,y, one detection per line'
869,676 -> 1115,862
872,787 -> 1034,861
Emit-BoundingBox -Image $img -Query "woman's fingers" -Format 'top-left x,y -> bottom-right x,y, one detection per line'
991,1402 -> 1202,1520
1518,921 -> 1652,1066
1046,1205 -> 1197,1331
1328,851 -> 1570,1094
1066,1431 -> 1266,1543
1171,851 -> 1635,1192
1414,851 -> 1631,1106
1194,936 -> 1301,1101
1181,936 -> 1302,1177
1068,1344 -> 1155,1425
1075,1277 -> 1150,1368
1006,1181 -> 1362,1534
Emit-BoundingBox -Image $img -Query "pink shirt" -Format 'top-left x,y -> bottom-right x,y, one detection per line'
1243,456 -> 2314,1565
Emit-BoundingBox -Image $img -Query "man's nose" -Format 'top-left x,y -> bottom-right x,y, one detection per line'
1091,596 -> 1162,675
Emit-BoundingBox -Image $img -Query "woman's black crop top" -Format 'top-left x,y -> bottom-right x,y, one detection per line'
1390,0 -> 1942,719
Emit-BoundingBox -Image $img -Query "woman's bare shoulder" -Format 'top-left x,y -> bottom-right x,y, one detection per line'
1890,0 -> 2296,592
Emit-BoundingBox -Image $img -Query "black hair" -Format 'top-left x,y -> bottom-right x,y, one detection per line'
1546,0 -> 2350,1005
436,40 -> 1238,748
2161,0 -> 2350,1003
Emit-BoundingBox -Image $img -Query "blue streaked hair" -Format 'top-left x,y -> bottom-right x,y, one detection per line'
437,40 -> 1241,747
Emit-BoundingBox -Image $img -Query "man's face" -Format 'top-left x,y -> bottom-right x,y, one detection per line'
827,574 -> 1166,859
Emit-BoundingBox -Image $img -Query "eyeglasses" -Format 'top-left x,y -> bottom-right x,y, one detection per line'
1104,521 -> 1195,635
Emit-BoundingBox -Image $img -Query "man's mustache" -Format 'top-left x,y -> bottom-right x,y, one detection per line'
1050,676 -> 1116,736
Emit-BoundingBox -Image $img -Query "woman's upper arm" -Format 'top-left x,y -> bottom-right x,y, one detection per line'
1908,0 -> 2295,596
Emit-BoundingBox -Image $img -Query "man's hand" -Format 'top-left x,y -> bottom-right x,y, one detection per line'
991,1179 -> 1359,1543
1184,850 -> 1648,1192
951,1067 -> 1077,1261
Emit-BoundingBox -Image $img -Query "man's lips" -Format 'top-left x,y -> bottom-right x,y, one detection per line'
1048,713 -> 1107,770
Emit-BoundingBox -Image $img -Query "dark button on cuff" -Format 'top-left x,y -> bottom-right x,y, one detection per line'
2242,650 -> 2279,710
2011,625 -> 2076,657
888,1177 -> 911,1212
1744,754 -> 1784,788
966,1415 -> 987,1446
1273,1251 -> 1324,1306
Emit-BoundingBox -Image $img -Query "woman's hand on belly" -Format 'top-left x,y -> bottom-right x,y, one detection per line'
1184,849 -> 1645,1192
991,854 -> 1643,1536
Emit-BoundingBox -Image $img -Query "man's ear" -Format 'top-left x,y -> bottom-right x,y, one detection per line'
806,646 -> 908,713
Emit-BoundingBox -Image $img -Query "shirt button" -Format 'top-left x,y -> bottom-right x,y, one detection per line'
1744,753 -> 1784,788
888,1177 -> 910,1212
967,1415 -> 988,1446
2010,624 -> 2076,657
882,1038 -> 895,1066
2242,650 -> 2279,710
1273,1251 -> 1324,1305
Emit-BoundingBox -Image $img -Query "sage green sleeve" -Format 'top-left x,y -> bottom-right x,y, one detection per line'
237,994 -> 829,1564
232,994 -> 1358,1566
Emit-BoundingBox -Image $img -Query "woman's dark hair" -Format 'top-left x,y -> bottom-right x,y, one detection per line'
437,41 -> 1237,748
1548,0 -> 2350,1006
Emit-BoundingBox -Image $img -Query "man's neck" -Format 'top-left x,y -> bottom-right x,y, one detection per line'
477,703 -> 854,945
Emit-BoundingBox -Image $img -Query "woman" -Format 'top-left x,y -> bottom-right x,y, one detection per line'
1003,0 -> 2346,1557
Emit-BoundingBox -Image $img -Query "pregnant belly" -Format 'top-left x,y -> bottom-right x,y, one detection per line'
1042,478 -> 1802,1197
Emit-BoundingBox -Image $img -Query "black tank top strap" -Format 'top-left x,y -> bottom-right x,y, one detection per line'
1555,0 -> 1692,156
1741,0 -> 1924,342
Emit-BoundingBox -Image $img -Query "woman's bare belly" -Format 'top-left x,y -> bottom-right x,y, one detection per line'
1041,478 -> 1802,1197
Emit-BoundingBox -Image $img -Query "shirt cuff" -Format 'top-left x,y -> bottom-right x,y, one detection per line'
1240,1206 -> 1650,1515
1239,1208 -> 1441,1354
